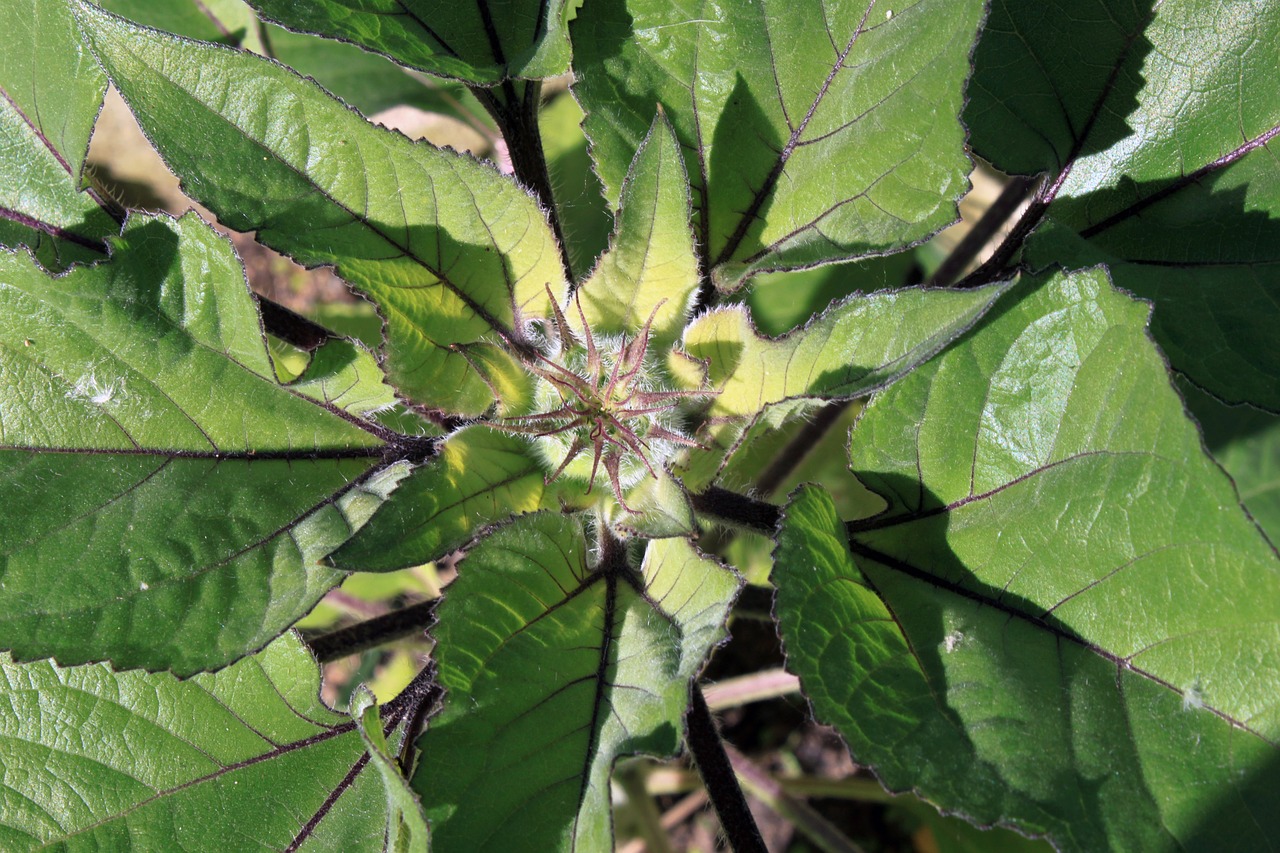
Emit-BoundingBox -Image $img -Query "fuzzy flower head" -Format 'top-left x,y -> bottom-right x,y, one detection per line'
495,293 -> 710,511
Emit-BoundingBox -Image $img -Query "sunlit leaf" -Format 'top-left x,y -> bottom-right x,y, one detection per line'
0,0 -> 117,267
0,633 -> 431,850
414,514 -> 737,851
76,1 -> 567,415
573,0 -> 983,288
329,426 -> 564,572
678,283 -> 1006,491
775,268 -> 1280,849
0,213 -> 404,674
246,0 -> 574,84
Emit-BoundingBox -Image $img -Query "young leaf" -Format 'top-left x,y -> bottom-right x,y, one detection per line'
575,110 -> 700,351
329,426 -> 567,572
75,1 -> 567,416
678,283 -> 1007,490
0,213 -> 405,674
246,0 -> 574,84
967,0 -> 1280,409
414,514 -> 738,851
572,0 -> 984,288
775,268 -> 1280,849
351,689 -> 431,853
0,633 -> 432,850
0,0 -> 117,267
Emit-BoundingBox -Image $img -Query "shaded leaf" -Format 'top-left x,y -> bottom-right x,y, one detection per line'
967,0 -> 1280,408
414,514 -> 737,851
776,268 -> 1280,849
1181,378 -> 1280,545
0,213 -> 404,674
0,0 -> 117,267
572,0 -> 983,288
76,1 -> 566,415
576,110 -> 699,351
246,0 -> 574,84
329,426 -> 565,572
0,633 -> 425,850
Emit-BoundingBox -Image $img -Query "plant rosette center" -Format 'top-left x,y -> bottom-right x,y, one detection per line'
495,302 -> 708,513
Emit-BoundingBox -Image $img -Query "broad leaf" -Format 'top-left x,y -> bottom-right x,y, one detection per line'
572,0 -> 983,288
576,110 -> 699,351
76,1 -> 567,416
967,0 -> 1280,408
0,0 -> 117,268
246,0 -> 574,84
0,633 -> 434,850
775,268 -> 1280,849
329,426 -> 564,572
414,514 -> 737,851
0,213 -> 405,674
678,283 -> 1007,490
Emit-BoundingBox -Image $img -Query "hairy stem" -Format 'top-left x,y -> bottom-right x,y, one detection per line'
929,174 -> 1038,287
691,487 -> 780,534
305,598 -> 439,663
254,294 -> 334,351
684,686 -> 767,853
472,81 -> 576,282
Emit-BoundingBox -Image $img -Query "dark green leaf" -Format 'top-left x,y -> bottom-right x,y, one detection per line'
246,0 -> 574,84
0,633 -> 421,850
76,1 -> 567,416
330,426 -> 564,572
776,268 -> 1280,849
414,514 -> 737,851
0,213 -> 402,674
967,0 -> 1280,408
573,0 -> 983,288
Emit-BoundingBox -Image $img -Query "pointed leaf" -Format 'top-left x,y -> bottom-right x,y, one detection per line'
247,0 -> 573,84
576,111 -> 699,350
414,514 -> 738,851
966,0 -> 1280,408
0,633 -> 430,850
352,689 -> 431,853
0,213 -> 406,674
775,268 -> 1280,849
76,2 -> 567,415
677,283 -> 1006,490
0,0 -> 117,267
572,0 -> 984,288
329,426 -> 565,572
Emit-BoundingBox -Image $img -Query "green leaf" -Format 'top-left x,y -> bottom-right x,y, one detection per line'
289,337 -> 404,419
0,213 -> 405,674
576,110 -> 699,351
967,0 -> 1280,409
414,514 -> 738,851
99,0 -> 262,48
746,251 -> 921,336
75,1 -> 567,416
541,92 -> 612,280
329,426 -> 564,572
352,689 -> 431,853
246,0 -> 574,84
572,0 -> 983,288
0,633 -> 428,850
0,0 -> 117,268
677,283 -> 1007,491
775,268 -> 1280,849
1181,378 -> 1280,545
